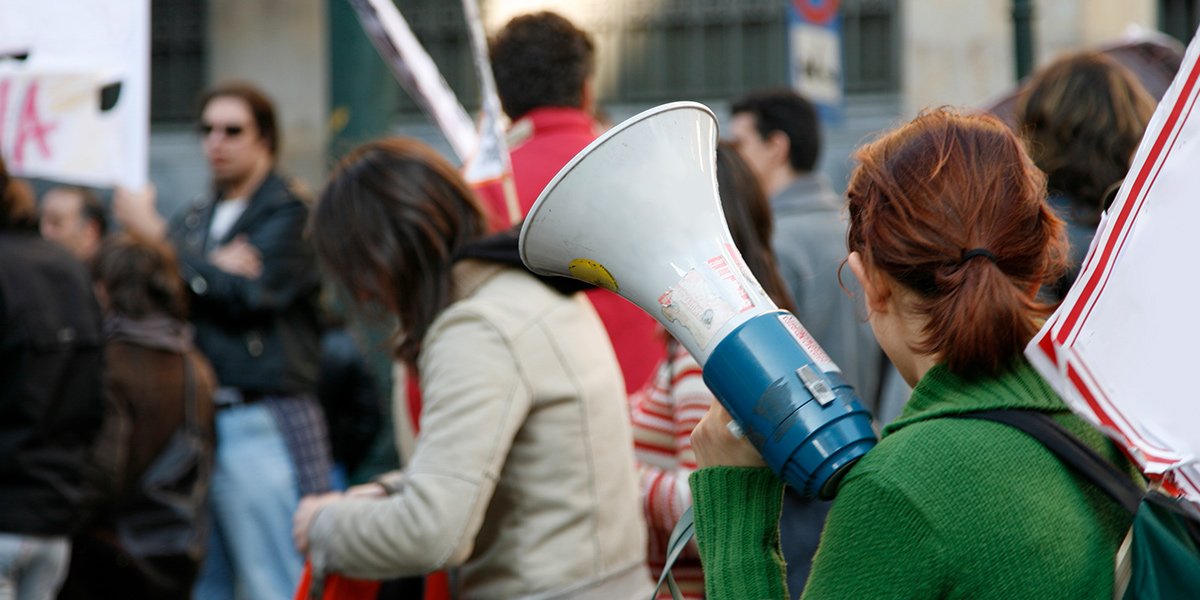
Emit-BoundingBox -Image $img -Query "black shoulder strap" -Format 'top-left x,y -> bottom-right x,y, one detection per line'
949,410 -> 1143,514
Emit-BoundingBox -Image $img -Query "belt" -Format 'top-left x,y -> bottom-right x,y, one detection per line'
213,387 -> 272,409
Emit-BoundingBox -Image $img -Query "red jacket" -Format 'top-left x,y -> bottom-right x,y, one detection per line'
477,107 -> 664,393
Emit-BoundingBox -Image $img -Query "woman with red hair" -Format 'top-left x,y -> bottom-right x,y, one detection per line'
687,110 -> 1140,599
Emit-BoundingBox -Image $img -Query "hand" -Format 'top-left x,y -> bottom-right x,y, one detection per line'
293,492 -> 343,555
209,235 -> 262,279
345,483 -> 387,498
691,403 -> 766,469
113,184 -> 167,240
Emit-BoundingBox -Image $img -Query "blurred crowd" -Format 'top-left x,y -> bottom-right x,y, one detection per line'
0,9 -> 1167,600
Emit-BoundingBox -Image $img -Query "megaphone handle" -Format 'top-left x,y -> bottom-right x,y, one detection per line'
650,506 -> 694,600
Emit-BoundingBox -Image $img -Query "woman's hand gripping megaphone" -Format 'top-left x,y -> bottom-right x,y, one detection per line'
692,403 -> 766,469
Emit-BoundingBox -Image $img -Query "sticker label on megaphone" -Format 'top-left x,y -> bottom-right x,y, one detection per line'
707,253 -> 755,313
779,313 -> 841,374
726,242 -> 771,304
659,270 -> 738,349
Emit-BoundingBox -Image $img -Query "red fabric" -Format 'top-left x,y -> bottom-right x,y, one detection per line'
628,343 -> 709,598
423,571 -> 451,600
476,107 -> 664,392
476,107 -> 598,223
405,365 -> 422,435
294,563 -> 380,600
509,109 -> 595,212
584,289 -> 663,392
473,176 -> 517,233
401,369 -> 453,600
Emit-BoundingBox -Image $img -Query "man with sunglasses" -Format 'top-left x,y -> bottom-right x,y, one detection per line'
115,82 -> 329,600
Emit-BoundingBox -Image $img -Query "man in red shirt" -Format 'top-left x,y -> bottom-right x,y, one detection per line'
484,12 -> 662,393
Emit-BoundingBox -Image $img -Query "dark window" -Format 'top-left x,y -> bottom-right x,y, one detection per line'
842,0 -> 900,96
1160,0 -> 1200,44
151,0 -> 207,124
605,0 -> 789,103
394,0 -> 900,111
398,0 -> 789,110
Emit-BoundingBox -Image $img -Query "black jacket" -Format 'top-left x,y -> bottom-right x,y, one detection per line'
0,232 -> 104,535
169,173 -> 321,394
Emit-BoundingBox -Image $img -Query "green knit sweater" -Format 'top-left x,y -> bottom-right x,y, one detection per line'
690,359 -> 1137,600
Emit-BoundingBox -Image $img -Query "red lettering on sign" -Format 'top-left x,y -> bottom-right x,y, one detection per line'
12,81 -> 57,167
0,79 -> 9,152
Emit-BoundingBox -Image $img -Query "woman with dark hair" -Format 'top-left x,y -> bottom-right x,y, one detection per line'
292,138 -> 651,599
1016,52 -> 1155,300
687,110 -> 1139,599
58,233 -> 218,600
632,142 -> 795,599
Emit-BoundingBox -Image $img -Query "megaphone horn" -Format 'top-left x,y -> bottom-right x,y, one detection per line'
520,101 -> 876,498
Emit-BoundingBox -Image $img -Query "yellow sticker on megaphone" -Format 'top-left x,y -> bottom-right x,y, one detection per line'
568,258 -> 619,293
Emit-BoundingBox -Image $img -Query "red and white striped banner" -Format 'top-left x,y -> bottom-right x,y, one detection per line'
1027,25 -> 1200,505
348,0 -> 478,161
460,0 -> 520,228
348,0 -> 518,230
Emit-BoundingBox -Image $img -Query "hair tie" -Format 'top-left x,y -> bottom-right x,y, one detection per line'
960,248 -> 998,265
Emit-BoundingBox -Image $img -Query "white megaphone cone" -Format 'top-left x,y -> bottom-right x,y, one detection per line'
520,101 -> 876,498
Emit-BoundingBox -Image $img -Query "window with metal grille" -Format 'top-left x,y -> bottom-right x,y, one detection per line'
601,0 -> 789,103
393,0 -> 900,112
841,0 -> 900,96
397,0 -> 789,110
151,0 -> 207,123
1160,0 -> 1200,44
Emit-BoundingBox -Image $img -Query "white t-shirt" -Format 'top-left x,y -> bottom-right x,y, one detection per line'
209,198 -> 249,244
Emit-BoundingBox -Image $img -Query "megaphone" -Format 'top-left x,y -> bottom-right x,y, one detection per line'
520,101 -> 877,499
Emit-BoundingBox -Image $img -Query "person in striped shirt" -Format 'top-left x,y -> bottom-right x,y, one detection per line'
630,141 -> 799,599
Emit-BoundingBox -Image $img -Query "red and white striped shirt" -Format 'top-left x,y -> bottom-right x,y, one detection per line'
630,340 -> 713,599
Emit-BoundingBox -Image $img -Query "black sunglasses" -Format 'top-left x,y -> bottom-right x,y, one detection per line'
198,123 -> 246,138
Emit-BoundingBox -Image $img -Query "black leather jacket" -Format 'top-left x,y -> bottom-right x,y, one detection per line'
0,233 -> 105,535
169,173 -> 321,394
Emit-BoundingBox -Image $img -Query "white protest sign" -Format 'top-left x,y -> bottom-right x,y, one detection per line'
0,0 -> 149,188
789,24 -> 841,105
1027,26 -> 1200,504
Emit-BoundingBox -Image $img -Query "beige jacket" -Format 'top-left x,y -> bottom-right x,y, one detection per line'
309,261 -> 651,599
